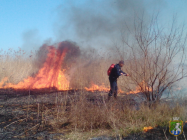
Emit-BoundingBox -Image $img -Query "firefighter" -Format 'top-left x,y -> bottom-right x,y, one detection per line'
108,60 -> 129,100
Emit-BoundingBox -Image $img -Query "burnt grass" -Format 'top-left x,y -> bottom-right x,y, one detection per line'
0,89 -> 187,140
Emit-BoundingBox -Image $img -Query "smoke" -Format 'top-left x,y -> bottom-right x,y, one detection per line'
34,40 -> 81,71
34,44 -> 49,70
21,29 -> 42,54
58,41 -> 81,69
24,0 -> 171,90
54,0 -> 165,48
32,0 -> 166,71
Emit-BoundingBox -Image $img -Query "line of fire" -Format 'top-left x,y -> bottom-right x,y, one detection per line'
0,42 -> 145,95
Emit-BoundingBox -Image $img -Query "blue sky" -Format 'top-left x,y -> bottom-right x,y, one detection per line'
0,0 -> 64,52
1,0 -> 187,53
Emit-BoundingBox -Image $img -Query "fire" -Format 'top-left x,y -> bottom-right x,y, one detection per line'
143,126 -> 153,132
85,83 -> 110,92
85,83 -> 124,93
0,43 -> 70,90
0,77 -> 8,87
127,81 -> 152,94
174,87 -> 181,91
84,80 -> 152,94
85,81 -> 152,94
0,42 -> 154,94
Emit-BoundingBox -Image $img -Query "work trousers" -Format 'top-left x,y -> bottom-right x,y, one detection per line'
108,77 -> 118,98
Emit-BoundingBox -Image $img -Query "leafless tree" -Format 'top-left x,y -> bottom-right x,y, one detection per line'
120,14 -> 187,103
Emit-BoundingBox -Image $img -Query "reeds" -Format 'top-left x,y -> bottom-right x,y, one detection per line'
0,48 -> 38,84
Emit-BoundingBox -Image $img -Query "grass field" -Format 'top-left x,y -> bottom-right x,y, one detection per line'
0,90 -> 187,139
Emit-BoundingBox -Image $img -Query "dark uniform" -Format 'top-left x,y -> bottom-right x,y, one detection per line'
108,63 -> 126,98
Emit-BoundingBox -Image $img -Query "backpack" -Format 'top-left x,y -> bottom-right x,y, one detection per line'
107,64 -> 115,76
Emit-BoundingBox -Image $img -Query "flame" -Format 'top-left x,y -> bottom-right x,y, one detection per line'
0,44 -> 154,94
127,81 -> 152,94
0,43 -> 70,90
174,87 -> 181,91
85,81 -> 152,94
84,81 -> 152,94
143,126 -> 153,132
85,83 -> 124,93
0,77 -> 8,87
85,83 -> 110,92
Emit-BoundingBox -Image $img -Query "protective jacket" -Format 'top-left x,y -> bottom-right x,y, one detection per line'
109,64 -> 126,81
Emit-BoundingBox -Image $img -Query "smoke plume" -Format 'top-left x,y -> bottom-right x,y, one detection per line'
34,41 -> 81,71
54,0 -> 165,48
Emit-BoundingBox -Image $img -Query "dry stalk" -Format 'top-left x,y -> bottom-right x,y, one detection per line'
42,112 -> 44,122
4,118 -> 27,129
27,89 -> 30,119
102,95 -> 108,110
183,131 -> 187,140
37,103 -> 39,122
14,123 -> 40,138
163,128 -> 168,140
91,121 -> 92,135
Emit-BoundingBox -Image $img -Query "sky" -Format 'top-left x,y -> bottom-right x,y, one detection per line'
0,0 -> 187,53
0,0 -> 63,52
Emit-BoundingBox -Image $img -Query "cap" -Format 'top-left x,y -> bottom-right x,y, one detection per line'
119,60 -> 124,64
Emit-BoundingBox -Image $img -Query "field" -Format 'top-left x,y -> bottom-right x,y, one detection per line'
0,45 -> 187,140
0,90 -> 187,140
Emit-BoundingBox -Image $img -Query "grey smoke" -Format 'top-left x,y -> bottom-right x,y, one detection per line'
21,29 -> 42,53
58,40 -> 81,68
34,43 -> 49,70
34,40 -> 81,70
54,0 -> 165,48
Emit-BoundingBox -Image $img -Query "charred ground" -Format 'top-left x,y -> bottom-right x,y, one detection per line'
0,89 -> 187,140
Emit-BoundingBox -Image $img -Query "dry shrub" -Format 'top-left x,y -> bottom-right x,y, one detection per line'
69,97 -> 110,130
47,93 -> 187,136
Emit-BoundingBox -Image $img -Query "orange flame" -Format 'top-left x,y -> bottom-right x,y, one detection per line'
143,126 -> 153,132
85,81 -> 152,94
0,43 -> 70,90
0,77 -> 8,87
85,83 -> 110,92
85,83 -> 124,93
127,81 -> 152,94
0,44 -> 154,94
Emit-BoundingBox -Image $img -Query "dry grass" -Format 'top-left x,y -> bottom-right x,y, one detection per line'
0,48 -> 38,84
0,90 -> 187,139
44,92 -> 187,139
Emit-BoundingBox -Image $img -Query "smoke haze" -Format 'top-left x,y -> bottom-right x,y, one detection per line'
21,29 -> 42,53
54,0 -> 165,48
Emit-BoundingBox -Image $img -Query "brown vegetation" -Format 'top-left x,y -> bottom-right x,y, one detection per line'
0,91 -> 187,139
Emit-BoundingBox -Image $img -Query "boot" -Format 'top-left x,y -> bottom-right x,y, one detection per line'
114,91 -> 117,99
108,90 -> 112,101
108,95 -> 111,101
